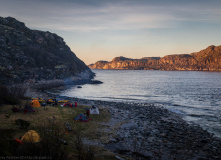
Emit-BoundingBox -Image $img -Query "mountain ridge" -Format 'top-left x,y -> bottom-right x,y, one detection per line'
88,45 -> 221,71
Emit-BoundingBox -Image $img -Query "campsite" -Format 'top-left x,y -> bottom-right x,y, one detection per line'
0,98 -> 124,160
1,92 -> 221,159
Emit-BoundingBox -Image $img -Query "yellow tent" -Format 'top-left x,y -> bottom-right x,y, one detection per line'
32,97 -> 44,102
31,100 -> 41,107
21,130 -> 40,143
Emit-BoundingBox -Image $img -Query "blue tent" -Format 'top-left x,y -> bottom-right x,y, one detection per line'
74,113 -> 89,122
23,105 -> 35,114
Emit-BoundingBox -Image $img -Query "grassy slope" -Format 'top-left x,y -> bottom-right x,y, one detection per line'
0,101 -> 123,160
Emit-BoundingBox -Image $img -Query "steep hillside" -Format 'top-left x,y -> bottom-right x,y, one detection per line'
88,45 -> 221,71
0,17 -> 94,85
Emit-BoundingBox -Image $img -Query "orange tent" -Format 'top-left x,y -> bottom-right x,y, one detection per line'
31,100 -> 41,107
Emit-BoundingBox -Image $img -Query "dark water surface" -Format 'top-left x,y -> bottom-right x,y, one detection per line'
59,70 -> 221,137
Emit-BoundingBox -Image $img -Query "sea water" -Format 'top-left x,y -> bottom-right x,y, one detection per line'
59,69 -> 221,138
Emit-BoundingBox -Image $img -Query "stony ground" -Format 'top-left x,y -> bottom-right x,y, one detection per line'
71,97 -> 221,160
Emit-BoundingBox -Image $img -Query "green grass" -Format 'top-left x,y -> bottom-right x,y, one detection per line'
0,101 -> 122,160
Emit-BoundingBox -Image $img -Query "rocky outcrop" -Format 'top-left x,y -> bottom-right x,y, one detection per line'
0,17 -> 94,85
89,45 -> 221,71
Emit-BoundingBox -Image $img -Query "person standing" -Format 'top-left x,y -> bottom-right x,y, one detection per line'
86,109 -> 90,118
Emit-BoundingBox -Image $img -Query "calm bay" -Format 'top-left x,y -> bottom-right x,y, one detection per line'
59,69 -> 221,138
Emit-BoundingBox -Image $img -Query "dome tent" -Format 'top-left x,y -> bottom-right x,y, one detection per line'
74,113 -> 90,122
23,105 -> 35,113
21,130 -> 40,143
89,106 -> 99,114
31,100 -> 41,107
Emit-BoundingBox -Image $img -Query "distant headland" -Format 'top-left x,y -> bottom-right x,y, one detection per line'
88,45 -> 221,71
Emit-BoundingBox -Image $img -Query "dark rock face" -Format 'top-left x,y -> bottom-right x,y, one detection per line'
0,17 -> 93,85
88,45 -> 221,71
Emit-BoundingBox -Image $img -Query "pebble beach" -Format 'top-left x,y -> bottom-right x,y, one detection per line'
72,97 -> 221,160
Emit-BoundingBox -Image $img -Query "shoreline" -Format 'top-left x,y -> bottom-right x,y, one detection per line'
29,88 -> 221,159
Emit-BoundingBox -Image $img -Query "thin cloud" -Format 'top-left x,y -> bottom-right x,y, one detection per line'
24,4 -> 177,31
0,0 -> 221,32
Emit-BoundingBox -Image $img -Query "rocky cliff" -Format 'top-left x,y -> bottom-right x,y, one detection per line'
0,17 -> 94,85
88,45 -> 221,71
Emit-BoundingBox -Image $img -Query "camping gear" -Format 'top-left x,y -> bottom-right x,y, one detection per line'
59,138 -> 68,145
31,100 -> 41,107
23,105 -> 35,114
12,107 -> 21,112
65,122 -> 72,131
74,113 -> 91,122
21,130 -> 40,143
47,99 -> 52,104
14,138 -> 23,144
64,103 -> 73,107
75,102 -> 77,107
47,99 -> 57,106
90,106 -> 99,114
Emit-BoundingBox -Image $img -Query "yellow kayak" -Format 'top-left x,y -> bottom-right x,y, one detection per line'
31,98 -> 44,102
58,100 -> 69,103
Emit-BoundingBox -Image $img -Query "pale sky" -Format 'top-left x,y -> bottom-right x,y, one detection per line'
0,0 -> 221,65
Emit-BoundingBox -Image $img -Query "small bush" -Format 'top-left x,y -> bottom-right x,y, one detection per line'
8,85 -> 27,99
0,84 -> 8,105
0,84 -> 27,105
3,96 -> 21,105
74,133 -> 95,160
